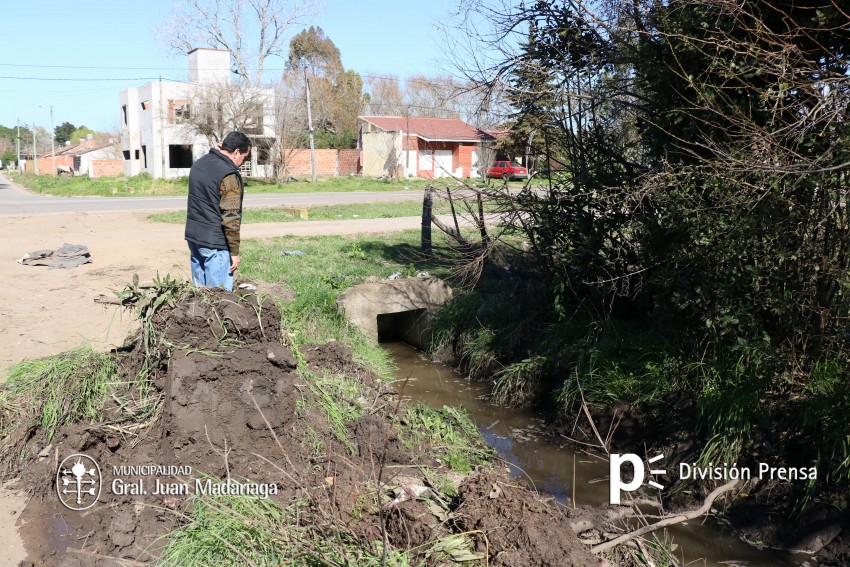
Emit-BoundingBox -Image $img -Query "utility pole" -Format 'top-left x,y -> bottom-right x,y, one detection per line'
33,122 -> 39,176
159,76 -> 166,178
406,106 -> 411,176
15,120 -> 20,173
41,104 -> 55,174
50,106 -> 55,175
304,67 -> 316,183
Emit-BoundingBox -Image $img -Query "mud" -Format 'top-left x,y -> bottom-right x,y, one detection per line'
454,473 -> 608,567
10,289 -> 598,567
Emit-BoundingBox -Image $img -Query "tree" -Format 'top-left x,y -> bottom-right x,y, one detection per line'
67,126 -> 96,146
54,122 -> 77,145
180,83 -> 271,145
363,74 -> 406,116
159,0 -> 314,86
287,26 -> 342,78
284,27 -> 365,149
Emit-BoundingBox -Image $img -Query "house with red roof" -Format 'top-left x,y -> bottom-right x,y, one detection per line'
358,116 -> 495,179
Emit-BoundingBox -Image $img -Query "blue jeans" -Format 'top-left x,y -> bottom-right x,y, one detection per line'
188,242 -> 233,291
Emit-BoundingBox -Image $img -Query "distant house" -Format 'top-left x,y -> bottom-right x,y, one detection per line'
25,136 -> 122,177
119,48 -> 277,179
357,116 -> 495,179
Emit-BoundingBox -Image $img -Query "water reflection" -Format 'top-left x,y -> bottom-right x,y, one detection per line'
384,341 -> 810,567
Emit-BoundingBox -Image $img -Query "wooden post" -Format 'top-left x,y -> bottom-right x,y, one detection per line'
421,184 -> 433,258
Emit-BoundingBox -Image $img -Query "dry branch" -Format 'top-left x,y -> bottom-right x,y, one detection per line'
591,479 -> 740,554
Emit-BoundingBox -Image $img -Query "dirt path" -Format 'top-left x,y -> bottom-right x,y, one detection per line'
1,211 -> 428,371
0,210 -> 426,566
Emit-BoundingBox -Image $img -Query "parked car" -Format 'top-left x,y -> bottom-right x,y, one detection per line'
487,160 -> 529,180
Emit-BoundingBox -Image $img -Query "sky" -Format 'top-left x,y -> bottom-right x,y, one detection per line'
0,0 -> 460,133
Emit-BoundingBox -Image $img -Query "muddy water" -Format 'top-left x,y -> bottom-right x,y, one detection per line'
384,342 -> 811,567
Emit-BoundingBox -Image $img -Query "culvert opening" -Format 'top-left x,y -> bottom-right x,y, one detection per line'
377,308 -> 429,350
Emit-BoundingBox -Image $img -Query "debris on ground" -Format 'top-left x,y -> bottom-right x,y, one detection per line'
16,243 -> 91,269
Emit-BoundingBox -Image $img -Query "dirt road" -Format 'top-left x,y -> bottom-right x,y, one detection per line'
0,210 -> 428,565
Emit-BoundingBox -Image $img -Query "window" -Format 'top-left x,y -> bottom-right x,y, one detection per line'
255,137 -> 275,165
168,145 -> 193,168
141,145 -> 147,168
242,101 -> 264,134
134,149 -> 139,160
168,100 -> 190,124
141,101 -> 151,111
122,150 -> 131,160
122,105 -> 128,125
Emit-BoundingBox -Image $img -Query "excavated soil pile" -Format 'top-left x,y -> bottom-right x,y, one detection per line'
11,288 -> 597,567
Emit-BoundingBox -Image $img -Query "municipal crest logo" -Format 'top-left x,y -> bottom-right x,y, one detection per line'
56,454 -> 102,510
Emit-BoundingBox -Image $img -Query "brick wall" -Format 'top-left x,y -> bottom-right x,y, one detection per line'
28,156 -> 74,175
458,144 -> 475,178
91,160 -> 124,178
282,149 -> 362,176
338,149 -> 359,174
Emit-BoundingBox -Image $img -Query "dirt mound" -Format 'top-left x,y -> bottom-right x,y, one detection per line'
454,473 -> 602,567
10,287 -> 597,566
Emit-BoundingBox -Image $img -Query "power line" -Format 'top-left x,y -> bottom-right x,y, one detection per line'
0,75 -> 174,82
0,62 -> 461,85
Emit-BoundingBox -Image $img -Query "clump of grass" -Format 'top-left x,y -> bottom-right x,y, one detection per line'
401,404 -> 493,473
302,370 -> 366,456
158,490 -> 300,567
492,355 -> 548,405
115,273 -> 193,372
159,479 -> 419,567
693,354 -> 766,466
0,347 -> 119,472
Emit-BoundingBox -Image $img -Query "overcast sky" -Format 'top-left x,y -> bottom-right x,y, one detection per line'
0,0 -> 456,132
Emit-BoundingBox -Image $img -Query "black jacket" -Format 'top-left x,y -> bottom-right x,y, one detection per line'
185,148 -> 243,250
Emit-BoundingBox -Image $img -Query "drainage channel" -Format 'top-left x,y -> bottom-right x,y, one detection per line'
383,341 -> 810,567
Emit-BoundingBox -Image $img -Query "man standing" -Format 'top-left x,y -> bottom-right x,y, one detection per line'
185,131 -> 252,291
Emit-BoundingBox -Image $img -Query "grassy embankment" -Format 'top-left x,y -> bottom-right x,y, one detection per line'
14,173 -> 433,197
430,255 -> 850,515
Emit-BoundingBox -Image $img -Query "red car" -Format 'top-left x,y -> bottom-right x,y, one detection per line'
487,160 -> 529,180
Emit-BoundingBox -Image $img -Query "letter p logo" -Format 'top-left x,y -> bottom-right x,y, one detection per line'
609,453 -> 666,504
609,453 -> 644,504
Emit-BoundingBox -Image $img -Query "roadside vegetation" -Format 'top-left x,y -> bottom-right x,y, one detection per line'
148,201 -> 450,224
13,173 -> 432,197
421,3 -> 850,556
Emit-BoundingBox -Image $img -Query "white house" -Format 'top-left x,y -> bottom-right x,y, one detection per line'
357,116 -> 495,179
119,49 -> 277,179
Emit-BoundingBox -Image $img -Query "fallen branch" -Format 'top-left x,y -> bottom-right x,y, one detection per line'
591,480 -> 740,554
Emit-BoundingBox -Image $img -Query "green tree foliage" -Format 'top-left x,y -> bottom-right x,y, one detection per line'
484,0 -> 850,359
67,126 -> 96,146
54,121 -> 77,145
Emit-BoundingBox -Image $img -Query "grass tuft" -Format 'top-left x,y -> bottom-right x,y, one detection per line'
0,347 -> 119,473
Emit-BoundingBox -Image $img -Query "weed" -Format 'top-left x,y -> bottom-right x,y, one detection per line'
401,404 -> 493,473
302,370 -> 366,456
0,347 -> 119,473
693,354 -> 765,466
492,355 -> 548,405
158,485 -> 298,567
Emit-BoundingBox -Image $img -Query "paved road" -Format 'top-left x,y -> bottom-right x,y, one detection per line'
0,174 -> 427,216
